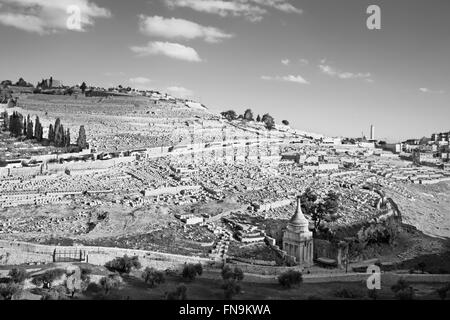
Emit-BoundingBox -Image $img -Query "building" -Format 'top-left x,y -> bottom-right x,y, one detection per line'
282,196 -> 314,266
370,125 -> 375,141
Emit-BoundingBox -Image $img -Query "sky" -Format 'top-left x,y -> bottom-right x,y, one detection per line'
0,0 -> 449,141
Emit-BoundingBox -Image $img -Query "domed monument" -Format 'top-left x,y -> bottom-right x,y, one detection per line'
283,196 -> 314,266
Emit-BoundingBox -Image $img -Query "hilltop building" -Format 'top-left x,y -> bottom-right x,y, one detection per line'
283,196 -> 314,266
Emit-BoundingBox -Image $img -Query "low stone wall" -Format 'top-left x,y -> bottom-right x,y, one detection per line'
0,240 -> 213,271
226,260 -> 302,276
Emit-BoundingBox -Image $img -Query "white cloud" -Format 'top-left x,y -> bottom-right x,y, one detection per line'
164,0 -> 301,22
105,71 -> 125,76
138,15 -> 233,43
319,64 -> 372,81
261,74 -> 309,84
419,88 -> 444,94
166,86 -> 194,98
130,41 -> 202,62
299,58 -> 309,65
281,59 -> 290,66
128,77 -> 152,89
0,0 -> 111,34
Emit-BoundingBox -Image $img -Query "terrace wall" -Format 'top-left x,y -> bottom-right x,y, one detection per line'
0,240 -> 213,270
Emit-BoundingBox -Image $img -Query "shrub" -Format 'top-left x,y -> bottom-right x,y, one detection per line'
334,288 -> 358,299
41,286 -> 68,300
391,279 -> 415,300
0,282 -> 22,300
221,279 -> 241,300
368,289 -> 378,300
142,267 -> 165,288
166,285 -> 187,300
221,266 -> 244,281
182,263 -> 203,281
32,268 -> 65,289
278,270 -> 303,289
8,267 -> 28,284
99,274 -> 121,296
105,255 -> 141,274
436,283 -> 450,300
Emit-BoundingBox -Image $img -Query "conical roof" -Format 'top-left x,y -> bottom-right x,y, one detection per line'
289,196 -> 309,227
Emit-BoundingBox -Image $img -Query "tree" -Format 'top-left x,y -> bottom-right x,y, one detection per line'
222,279 -> 241,300
142,267 -> 165,288
8,268 -> 28,284
300,189 -> 339,235
99,274 -> 121,296
64,128 -> 71,148
182,263 -> 203,281
32,268 -> 65,289
262,113 -> 275,130
80,82 -> 87,94
278,270 -> 303,289
243,109 -> 254,121
166,285 -> 187,300
0,281 -> 22,300
221,266 -> 244,281
34,116 -> 43,141
417,262 -> 426,274
220,110 -> 238,121
256,114 -> 261,122
105,255 -> 141,274
282,120 -> 290,126
48,124 -> 55,142
391,279 -> 415,300
26,114 -> 34,139
437,284 -> 450,300
77,125 -> 87,149
9,111 -> 24,137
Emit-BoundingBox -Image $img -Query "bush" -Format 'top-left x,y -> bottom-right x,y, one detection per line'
99,274 -> 121,296
221,279 -> 241,300
436,283 -> 450,300
142,267 -> 165,288
0,282 -> 22,300
41,286 -> 68,300
8,267 -> 28,284
221,266 -> 244,281
105,255 -> 141,274
368,289 -> 378,300
278,270 -> 303,289
182,263 -> 203,281
166,285 -> 187,300
32,268 -> 65,289
391,279 -> 415,300
334,288 -> 358,299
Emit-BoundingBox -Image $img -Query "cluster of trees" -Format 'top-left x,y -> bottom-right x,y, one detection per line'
104,255 -> 141,274
37,77 -> 54,89
221,265 -> 244,299
1,110 -> 88,150
48,118 -> 71,148
1,111 -> 44,141
220,108 -> 276,130
300,188 -> 340,236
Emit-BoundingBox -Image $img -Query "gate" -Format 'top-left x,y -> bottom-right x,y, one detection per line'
53,249 -> 87,262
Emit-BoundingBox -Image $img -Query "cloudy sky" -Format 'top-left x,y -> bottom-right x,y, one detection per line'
0,0 -> 449,141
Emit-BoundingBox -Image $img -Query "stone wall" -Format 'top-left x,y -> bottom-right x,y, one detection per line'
0,240 -> 213,271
